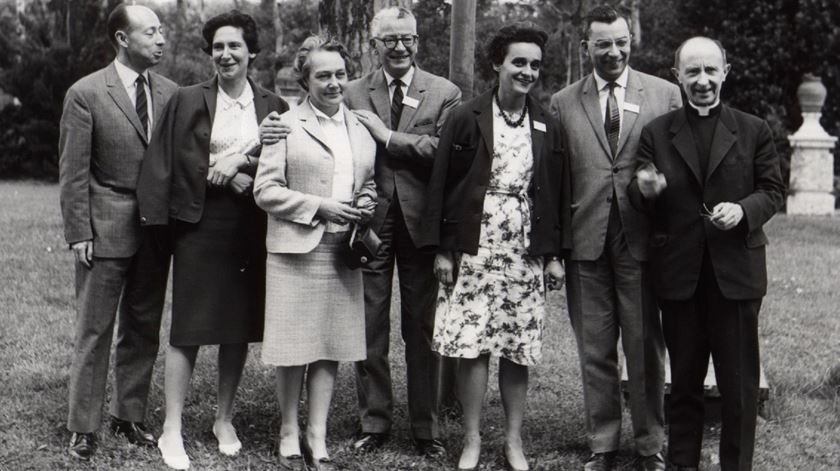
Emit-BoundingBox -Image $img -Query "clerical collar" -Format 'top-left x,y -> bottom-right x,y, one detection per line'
687,99 -> 721,117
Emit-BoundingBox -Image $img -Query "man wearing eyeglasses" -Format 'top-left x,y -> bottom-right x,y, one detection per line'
549,5 -> 682,471
629,37 -> 784,471
342,6 -> 461,458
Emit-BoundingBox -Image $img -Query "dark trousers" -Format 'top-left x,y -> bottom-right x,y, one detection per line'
355,199 -> 441,440
67,228 -> 169,433
565,204 -> 665,455
661,251 -> 761,471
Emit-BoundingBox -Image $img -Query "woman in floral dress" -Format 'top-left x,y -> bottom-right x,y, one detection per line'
419,23 -> 566,471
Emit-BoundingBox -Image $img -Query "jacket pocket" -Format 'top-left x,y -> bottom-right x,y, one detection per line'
745,230 -> 768,248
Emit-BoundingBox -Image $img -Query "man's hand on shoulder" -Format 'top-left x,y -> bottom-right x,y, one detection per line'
352,110 -> 390,143
259,111 -> 291,145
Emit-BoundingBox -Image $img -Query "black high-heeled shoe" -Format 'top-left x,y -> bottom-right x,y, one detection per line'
300,435 -> 336,471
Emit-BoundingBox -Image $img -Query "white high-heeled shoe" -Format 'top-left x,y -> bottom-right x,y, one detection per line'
157,437 -> 190,470
213,423 -> 242,456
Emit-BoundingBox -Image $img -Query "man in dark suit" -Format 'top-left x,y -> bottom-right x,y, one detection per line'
342,6 -> 461,457
549,6 -> 681,470
58,4 -> 177,460
629,37 -> 785,471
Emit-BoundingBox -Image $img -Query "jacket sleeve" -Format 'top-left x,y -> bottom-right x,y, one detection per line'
58,87 -> 94,245
385,84 -> 462,165
253,129 -> 322,226
627,125 -> 659,214
416,106 -> 461,250
137,89 -> 180,226
737,120 -> 785,233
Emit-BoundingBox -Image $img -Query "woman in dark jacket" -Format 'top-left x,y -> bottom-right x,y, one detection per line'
136,11 -> 287,470
419,23 -> 565,471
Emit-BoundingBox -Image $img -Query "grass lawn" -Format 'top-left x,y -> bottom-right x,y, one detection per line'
0,181 -> 837,470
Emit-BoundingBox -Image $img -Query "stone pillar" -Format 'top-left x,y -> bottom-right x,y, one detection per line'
787,74 -> 837,215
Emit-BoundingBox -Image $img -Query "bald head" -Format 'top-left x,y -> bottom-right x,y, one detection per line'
108,4 -> 165,73
671,36 -> 731,107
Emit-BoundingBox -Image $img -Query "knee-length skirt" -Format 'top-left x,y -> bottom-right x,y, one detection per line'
261,231 -> 366,366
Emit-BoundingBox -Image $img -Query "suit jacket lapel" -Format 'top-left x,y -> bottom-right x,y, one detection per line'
670,108 -> 703,186
251,79 -> 271,123
202,77 -> 218,130
398,69 -> 426,132
616,70 -> 642,158
528,96 -> 544,173
344,108 -> 369,193
368,71 -> 393,129
105,63 -> 147,143
705,105 -> 738,183
149,72 -> 169,127
297,101 -> 331,153
475,92 -> 494,162
581,75 -> 612,160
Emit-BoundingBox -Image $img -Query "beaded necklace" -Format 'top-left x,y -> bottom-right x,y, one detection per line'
494,89 -> 528,128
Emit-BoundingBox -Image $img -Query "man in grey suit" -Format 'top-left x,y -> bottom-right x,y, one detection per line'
549,5 -> 681,471
343,6 -> 461,457
58,4 -> 177,460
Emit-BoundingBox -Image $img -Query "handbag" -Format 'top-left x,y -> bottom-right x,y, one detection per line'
344,223 -> 382,269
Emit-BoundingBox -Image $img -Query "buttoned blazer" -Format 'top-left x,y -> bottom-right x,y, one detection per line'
343,67 -> 461,245
550,68 -> 682,261
137,76 -> 288,226
628,105 -> 785,300
253,103 -> 378,254
59,62 -> 177,257
418,89 -> 565,256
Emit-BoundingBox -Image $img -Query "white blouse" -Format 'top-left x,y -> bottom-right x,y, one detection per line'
209,82 -> 260,166
309,99 -> 355,232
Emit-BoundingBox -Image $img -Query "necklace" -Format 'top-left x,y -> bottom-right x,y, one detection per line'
494,89 -> 528,128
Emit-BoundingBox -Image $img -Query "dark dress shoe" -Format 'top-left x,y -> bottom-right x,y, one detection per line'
351,432 -> 388,453
584,451 -> 616,471
415,438 -> 446,459
68,432 -> 95,460
110,417 -> 156,447
637,452 -> 666,471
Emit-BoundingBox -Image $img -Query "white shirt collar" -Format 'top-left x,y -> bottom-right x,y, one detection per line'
688,98 -> 721,116
593,67 -> 629,91
383,66 -> 415,89
114,59 -> 148,89
217,81 -> 254,110
308,97 -> 346,123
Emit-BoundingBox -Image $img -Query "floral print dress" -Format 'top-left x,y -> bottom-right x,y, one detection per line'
432,102 -> 546,366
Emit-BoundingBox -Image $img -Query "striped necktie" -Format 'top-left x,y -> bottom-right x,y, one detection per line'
135,74 -> 149,138
604,81 -> 620,157
391,78 -> 404,130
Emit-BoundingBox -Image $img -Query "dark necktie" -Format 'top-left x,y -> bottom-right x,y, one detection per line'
604,81 -> 620,157
391,78 -> 404,130
135,74 -> 149,138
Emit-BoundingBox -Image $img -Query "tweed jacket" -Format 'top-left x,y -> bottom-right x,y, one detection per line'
343,67 -> 461,244
550,68 -> 682,261
253,102 -> 377,254
59,62 -> 177,257
418,90 -> 565,256
628,105 -> 785,300
136,76 -> 288,226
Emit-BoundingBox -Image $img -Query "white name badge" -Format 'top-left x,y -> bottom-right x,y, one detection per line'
533,121 -> 547,132
624,103 -> 640,114
402,96 -> 420,109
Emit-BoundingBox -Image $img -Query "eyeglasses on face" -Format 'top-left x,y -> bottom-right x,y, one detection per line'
374,35 -> 418,49
591,37 -> 630,50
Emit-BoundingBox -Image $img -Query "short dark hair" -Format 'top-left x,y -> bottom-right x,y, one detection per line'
486,23 -> 549,68
582,5 -> 631,40
294,36 -> 355,91
673,36 -> 728,69
107,4 -> 132,49
201,10 -> 260,56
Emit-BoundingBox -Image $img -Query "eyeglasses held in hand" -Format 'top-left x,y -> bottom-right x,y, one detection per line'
374,35 -> 418,49
700,203 -> 715,219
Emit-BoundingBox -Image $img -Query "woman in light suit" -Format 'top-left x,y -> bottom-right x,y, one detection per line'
253,38 -> 376,471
